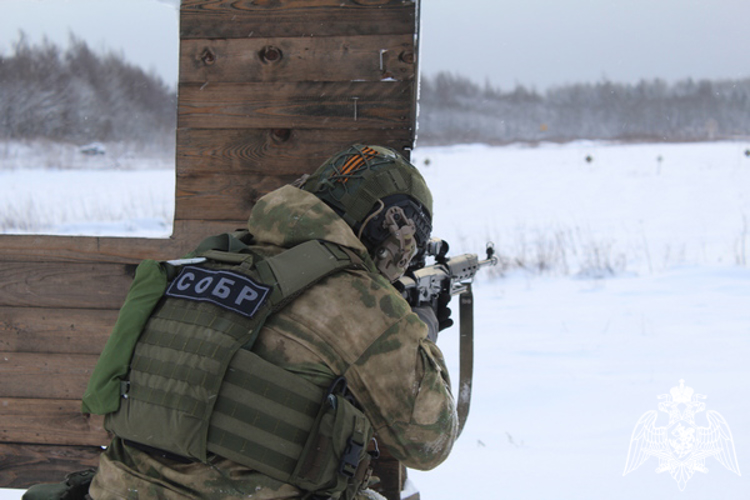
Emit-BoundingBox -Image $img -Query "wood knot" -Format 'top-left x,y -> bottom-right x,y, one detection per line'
271,129 -> 292,142
259,46 -> 283,64
200,48 -> 216,66
399,51 -> 414,64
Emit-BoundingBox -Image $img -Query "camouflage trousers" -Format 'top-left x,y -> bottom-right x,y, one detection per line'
89,439 -> 385,500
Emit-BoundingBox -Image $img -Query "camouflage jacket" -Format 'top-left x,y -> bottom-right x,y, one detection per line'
90,186 -> 457,500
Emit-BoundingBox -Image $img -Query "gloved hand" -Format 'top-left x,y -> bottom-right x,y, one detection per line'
412,306 -> 439,342
413,292 -> 453,343
436,291 -> 453,332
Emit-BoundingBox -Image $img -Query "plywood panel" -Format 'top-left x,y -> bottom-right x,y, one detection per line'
0,263 -> 132,310
0,221 -> 243,264
177,81 -> 412,130
176,172 -> 298,221
0,443 -> 101,489
180,35 -> 414,84
180,0 -> 415,39
0,307 -> 114,355
0,353 -> 97,400
0,399 -> 107,446
177,128 -> 412,176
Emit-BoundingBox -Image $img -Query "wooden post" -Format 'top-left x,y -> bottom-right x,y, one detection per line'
0,1 -> 420,498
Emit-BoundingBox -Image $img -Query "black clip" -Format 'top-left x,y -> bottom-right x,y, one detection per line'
120,380 -> 130,399
326,375 -> 354,410
339,435 -> 365,478
368,437 -> 380,460
326,376 -> 348,397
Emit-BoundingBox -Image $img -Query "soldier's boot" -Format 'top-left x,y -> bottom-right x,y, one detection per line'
22,469 -> 96,500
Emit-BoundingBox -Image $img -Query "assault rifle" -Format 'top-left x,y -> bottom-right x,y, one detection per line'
395,239 -> 498,309
395,239 -> 497,435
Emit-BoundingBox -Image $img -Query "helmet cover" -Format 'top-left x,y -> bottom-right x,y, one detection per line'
300,144 -> 432,231
299,145 -> 433,280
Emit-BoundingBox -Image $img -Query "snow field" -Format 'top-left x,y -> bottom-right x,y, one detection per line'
413,141 -> 750,276
408,140 -> 750,499
411,268 -> 750,499
0,140 -> 174,236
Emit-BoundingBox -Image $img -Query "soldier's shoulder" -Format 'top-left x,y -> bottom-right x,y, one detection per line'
329,267 -> 412,320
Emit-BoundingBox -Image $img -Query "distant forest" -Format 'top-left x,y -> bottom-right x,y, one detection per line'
2,36 -> 749,146
418,72 -> 750,145
0,34 -> 176,145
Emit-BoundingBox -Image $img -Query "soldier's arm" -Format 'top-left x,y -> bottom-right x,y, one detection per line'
346,312 -> 458,470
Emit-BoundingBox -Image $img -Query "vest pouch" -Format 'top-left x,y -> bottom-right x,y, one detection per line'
81,260 -> 169,415
291,392 -> 373,497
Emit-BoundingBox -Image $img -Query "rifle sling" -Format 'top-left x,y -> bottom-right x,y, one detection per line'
457,285 -> 474,436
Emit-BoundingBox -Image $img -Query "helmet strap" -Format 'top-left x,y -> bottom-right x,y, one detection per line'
357,199 -> 385,241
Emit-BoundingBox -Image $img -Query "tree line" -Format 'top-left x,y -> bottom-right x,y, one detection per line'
418,72 -> 750,145
0,34 -> 176,145
3,35 -> 748,147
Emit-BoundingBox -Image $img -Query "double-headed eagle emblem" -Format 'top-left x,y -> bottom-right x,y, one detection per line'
623,380 -> 741,490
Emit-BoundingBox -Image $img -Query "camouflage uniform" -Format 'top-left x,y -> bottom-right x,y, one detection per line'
89,185 -> 458,500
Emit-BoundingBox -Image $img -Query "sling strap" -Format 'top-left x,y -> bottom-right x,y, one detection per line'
456,285 -> 474,437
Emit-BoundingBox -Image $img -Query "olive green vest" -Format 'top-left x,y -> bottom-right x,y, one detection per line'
95,234 -> 375,497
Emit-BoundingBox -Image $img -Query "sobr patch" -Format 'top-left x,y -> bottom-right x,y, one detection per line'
166,266 -> 271,318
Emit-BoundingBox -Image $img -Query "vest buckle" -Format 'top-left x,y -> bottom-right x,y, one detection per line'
339,435 -> 365,478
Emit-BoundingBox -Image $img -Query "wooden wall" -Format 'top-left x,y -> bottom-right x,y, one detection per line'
0,0 -> 420,496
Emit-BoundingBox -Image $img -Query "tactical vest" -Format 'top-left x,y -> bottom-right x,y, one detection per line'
96,233 -> 376,498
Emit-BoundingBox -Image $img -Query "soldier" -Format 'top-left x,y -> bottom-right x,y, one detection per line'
85,145 -> 458,500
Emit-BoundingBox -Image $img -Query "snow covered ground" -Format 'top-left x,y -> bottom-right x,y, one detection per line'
0,140 -> 174,236
2,140 -> 750,499
410,141 -> 750,499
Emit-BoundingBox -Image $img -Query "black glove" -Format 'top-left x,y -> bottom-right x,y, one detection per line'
436,291 -> 453,332
412,292 -> 453,343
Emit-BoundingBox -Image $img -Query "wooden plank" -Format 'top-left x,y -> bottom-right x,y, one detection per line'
0,234 -> 134,264
177,128 -> 413,176
371,448 -> 404,500
0,443 -> 101,489
176,172 -> 297,221
0,221 -> 244,263
0,399 -> 108,446
180,35 -> 415,84
0,307 -> 114,355
0,353 -> 97,400
177,81 -> 413,130
0,263 -> 132,310
180,0 -> 415,39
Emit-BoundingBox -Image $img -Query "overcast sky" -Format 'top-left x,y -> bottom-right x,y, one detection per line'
1,0 -> 749,91
420,0 -> 750,90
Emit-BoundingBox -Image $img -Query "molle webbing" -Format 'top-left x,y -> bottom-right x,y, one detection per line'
125,298 -> 259,420
106,239 -> 364,464
109,285 -> 274,461
206,348 -> 326,480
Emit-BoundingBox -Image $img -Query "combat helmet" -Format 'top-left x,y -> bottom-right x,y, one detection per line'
299,144 -> 433,281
